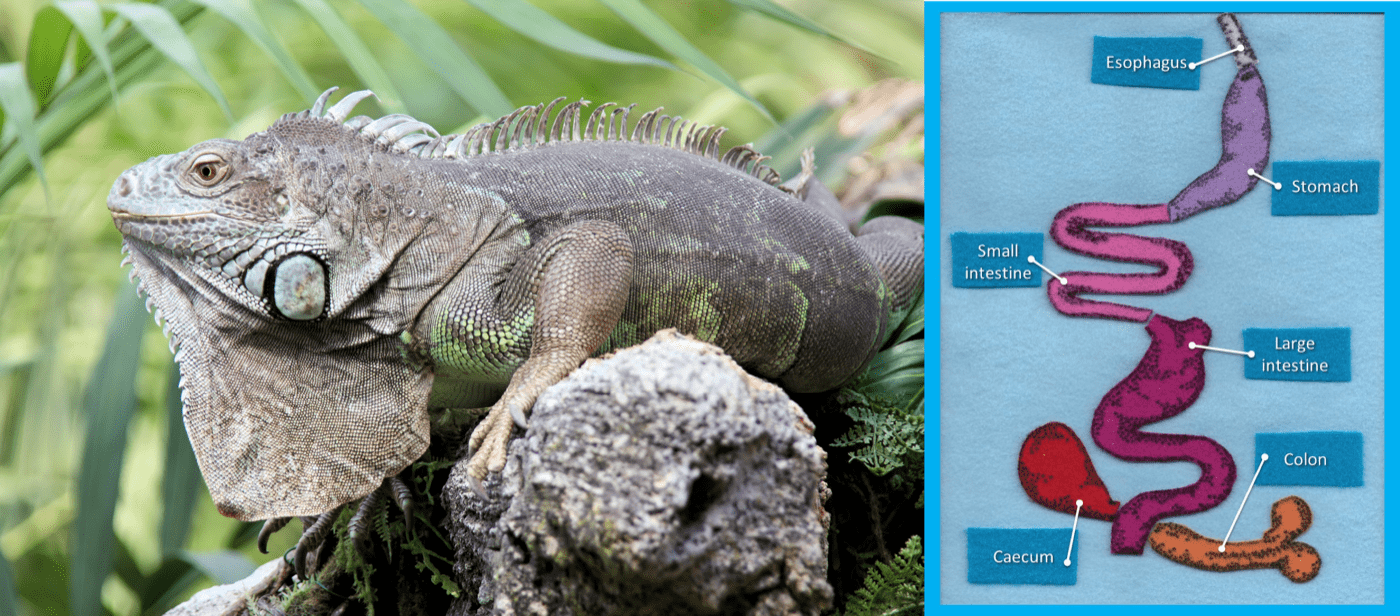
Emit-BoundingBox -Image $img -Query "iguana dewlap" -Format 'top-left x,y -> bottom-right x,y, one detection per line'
107,88 -> 923,521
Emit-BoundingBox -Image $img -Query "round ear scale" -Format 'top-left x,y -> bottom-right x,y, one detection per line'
269,253 -> 328,321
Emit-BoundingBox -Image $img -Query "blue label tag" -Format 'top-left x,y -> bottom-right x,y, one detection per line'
1090,36 -> 1201,90
967,528 -> 1076,585
1256,432 -> 1363,487
1271,161 -> 1380,216
1243,328 -> 1350,382
950,232 -> 1043,288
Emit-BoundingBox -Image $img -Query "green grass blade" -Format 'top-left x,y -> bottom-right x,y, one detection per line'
0,549 -> 18,616
107,2 -> 232,121
110,538 -> 146,599
0,361 -> 31,466
724,0 -> 889,63
876,375 -> 923,403
53,1 -> 118,103
74,23 -> 92,72
463,0 -> 674,69
597,0 -> 771,121
25,6 -> 74,108
179,550 -> 257,585
159,363 -> 201,557
889,294 -> 924,346
138,558 -> 200,615
287,0 -> 404,113
0,63 -> 47,196
356,0 -> 512,117
225,521 -> 260,549
860,339 -> 923,383
69,284 -> 147,616
752,99 -> 839,177
12,546 -> 71,614
725,0 -> 843,44
187,0 -> 320,102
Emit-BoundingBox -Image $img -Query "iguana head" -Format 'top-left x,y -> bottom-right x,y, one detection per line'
106,89 -> 466,520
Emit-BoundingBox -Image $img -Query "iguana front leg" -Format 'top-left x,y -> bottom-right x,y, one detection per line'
465,220 -> 635,493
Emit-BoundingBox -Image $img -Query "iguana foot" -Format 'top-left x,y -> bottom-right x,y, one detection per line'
465,404 -> 516,496
257,475 -> 418,578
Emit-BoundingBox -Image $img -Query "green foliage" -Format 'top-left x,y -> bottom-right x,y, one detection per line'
463,0 -> 675,69
70,286 -> 145,616
596,0 -> 771,120
410,459 -> 455,508
332,507 -> 379,615
401,516 -> 461,598
24,6 -> 72,108
0,549 -> 17,616
406,459 -> 462,598
356,0 -> 511,118
843,535 -> 923,616
308,460 -> 462,611
830,389 -> 923,484
0,63 -> 45,194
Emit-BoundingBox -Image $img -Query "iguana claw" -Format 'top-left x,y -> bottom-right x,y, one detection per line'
509,402 -> 529,429
257,517 -> 292,554
464,472 -> 487,499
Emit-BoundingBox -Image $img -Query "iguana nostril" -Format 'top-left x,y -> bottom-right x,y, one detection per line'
114,174 -> 134,198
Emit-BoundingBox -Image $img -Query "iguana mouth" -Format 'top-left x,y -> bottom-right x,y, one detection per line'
110,211 -> 218,247
110,210 -> 216,220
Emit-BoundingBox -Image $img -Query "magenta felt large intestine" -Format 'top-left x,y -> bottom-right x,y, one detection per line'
1091,315 -> 1237,554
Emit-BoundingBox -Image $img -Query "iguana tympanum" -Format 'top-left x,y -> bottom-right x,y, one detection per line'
107,87 -> 923,535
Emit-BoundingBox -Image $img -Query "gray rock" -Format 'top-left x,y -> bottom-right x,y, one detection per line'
444,330 -> 832,615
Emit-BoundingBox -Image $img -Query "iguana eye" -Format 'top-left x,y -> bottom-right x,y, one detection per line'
268,254 -> 327,321
190,153 -> 229,186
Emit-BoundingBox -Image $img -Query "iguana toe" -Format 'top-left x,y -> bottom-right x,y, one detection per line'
466,409 -> 492,457
464,414 -> 511,496
293,506 -> 342,579
388,475 -> 416,536
346,487 -> 384,554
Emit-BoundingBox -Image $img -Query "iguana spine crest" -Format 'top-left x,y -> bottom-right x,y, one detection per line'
297,87 -> 782,185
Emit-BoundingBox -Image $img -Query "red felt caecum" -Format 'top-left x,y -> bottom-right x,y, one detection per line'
1018,421 -> 1119,520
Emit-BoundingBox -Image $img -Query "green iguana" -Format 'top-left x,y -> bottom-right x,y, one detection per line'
107,87 -> 923,549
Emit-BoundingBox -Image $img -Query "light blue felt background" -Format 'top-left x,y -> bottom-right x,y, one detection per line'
939,12 -> 1384,604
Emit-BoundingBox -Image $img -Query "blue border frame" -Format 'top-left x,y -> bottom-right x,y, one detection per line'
926,1 -> 1392,609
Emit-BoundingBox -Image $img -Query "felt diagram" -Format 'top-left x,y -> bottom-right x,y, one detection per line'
941,12 -> 1381,603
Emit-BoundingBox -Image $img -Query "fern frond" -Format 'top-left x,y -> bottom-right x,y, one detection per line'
844,535 -> 923,616
832,390 -> 923,478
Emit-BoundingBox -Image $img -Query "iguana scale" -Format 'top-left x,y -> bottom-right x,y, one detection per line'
107,88 -> 924,523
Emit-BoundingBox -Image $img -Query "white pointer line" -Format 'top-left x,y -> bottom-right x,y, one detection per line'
1248,168 -> 1282,190
1220,454 -> 1269,552
1190,44 -> 1245,70
1064,499 -> 1083,567
1027,256 -> 1068,286
1188,342 -> 1255,359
